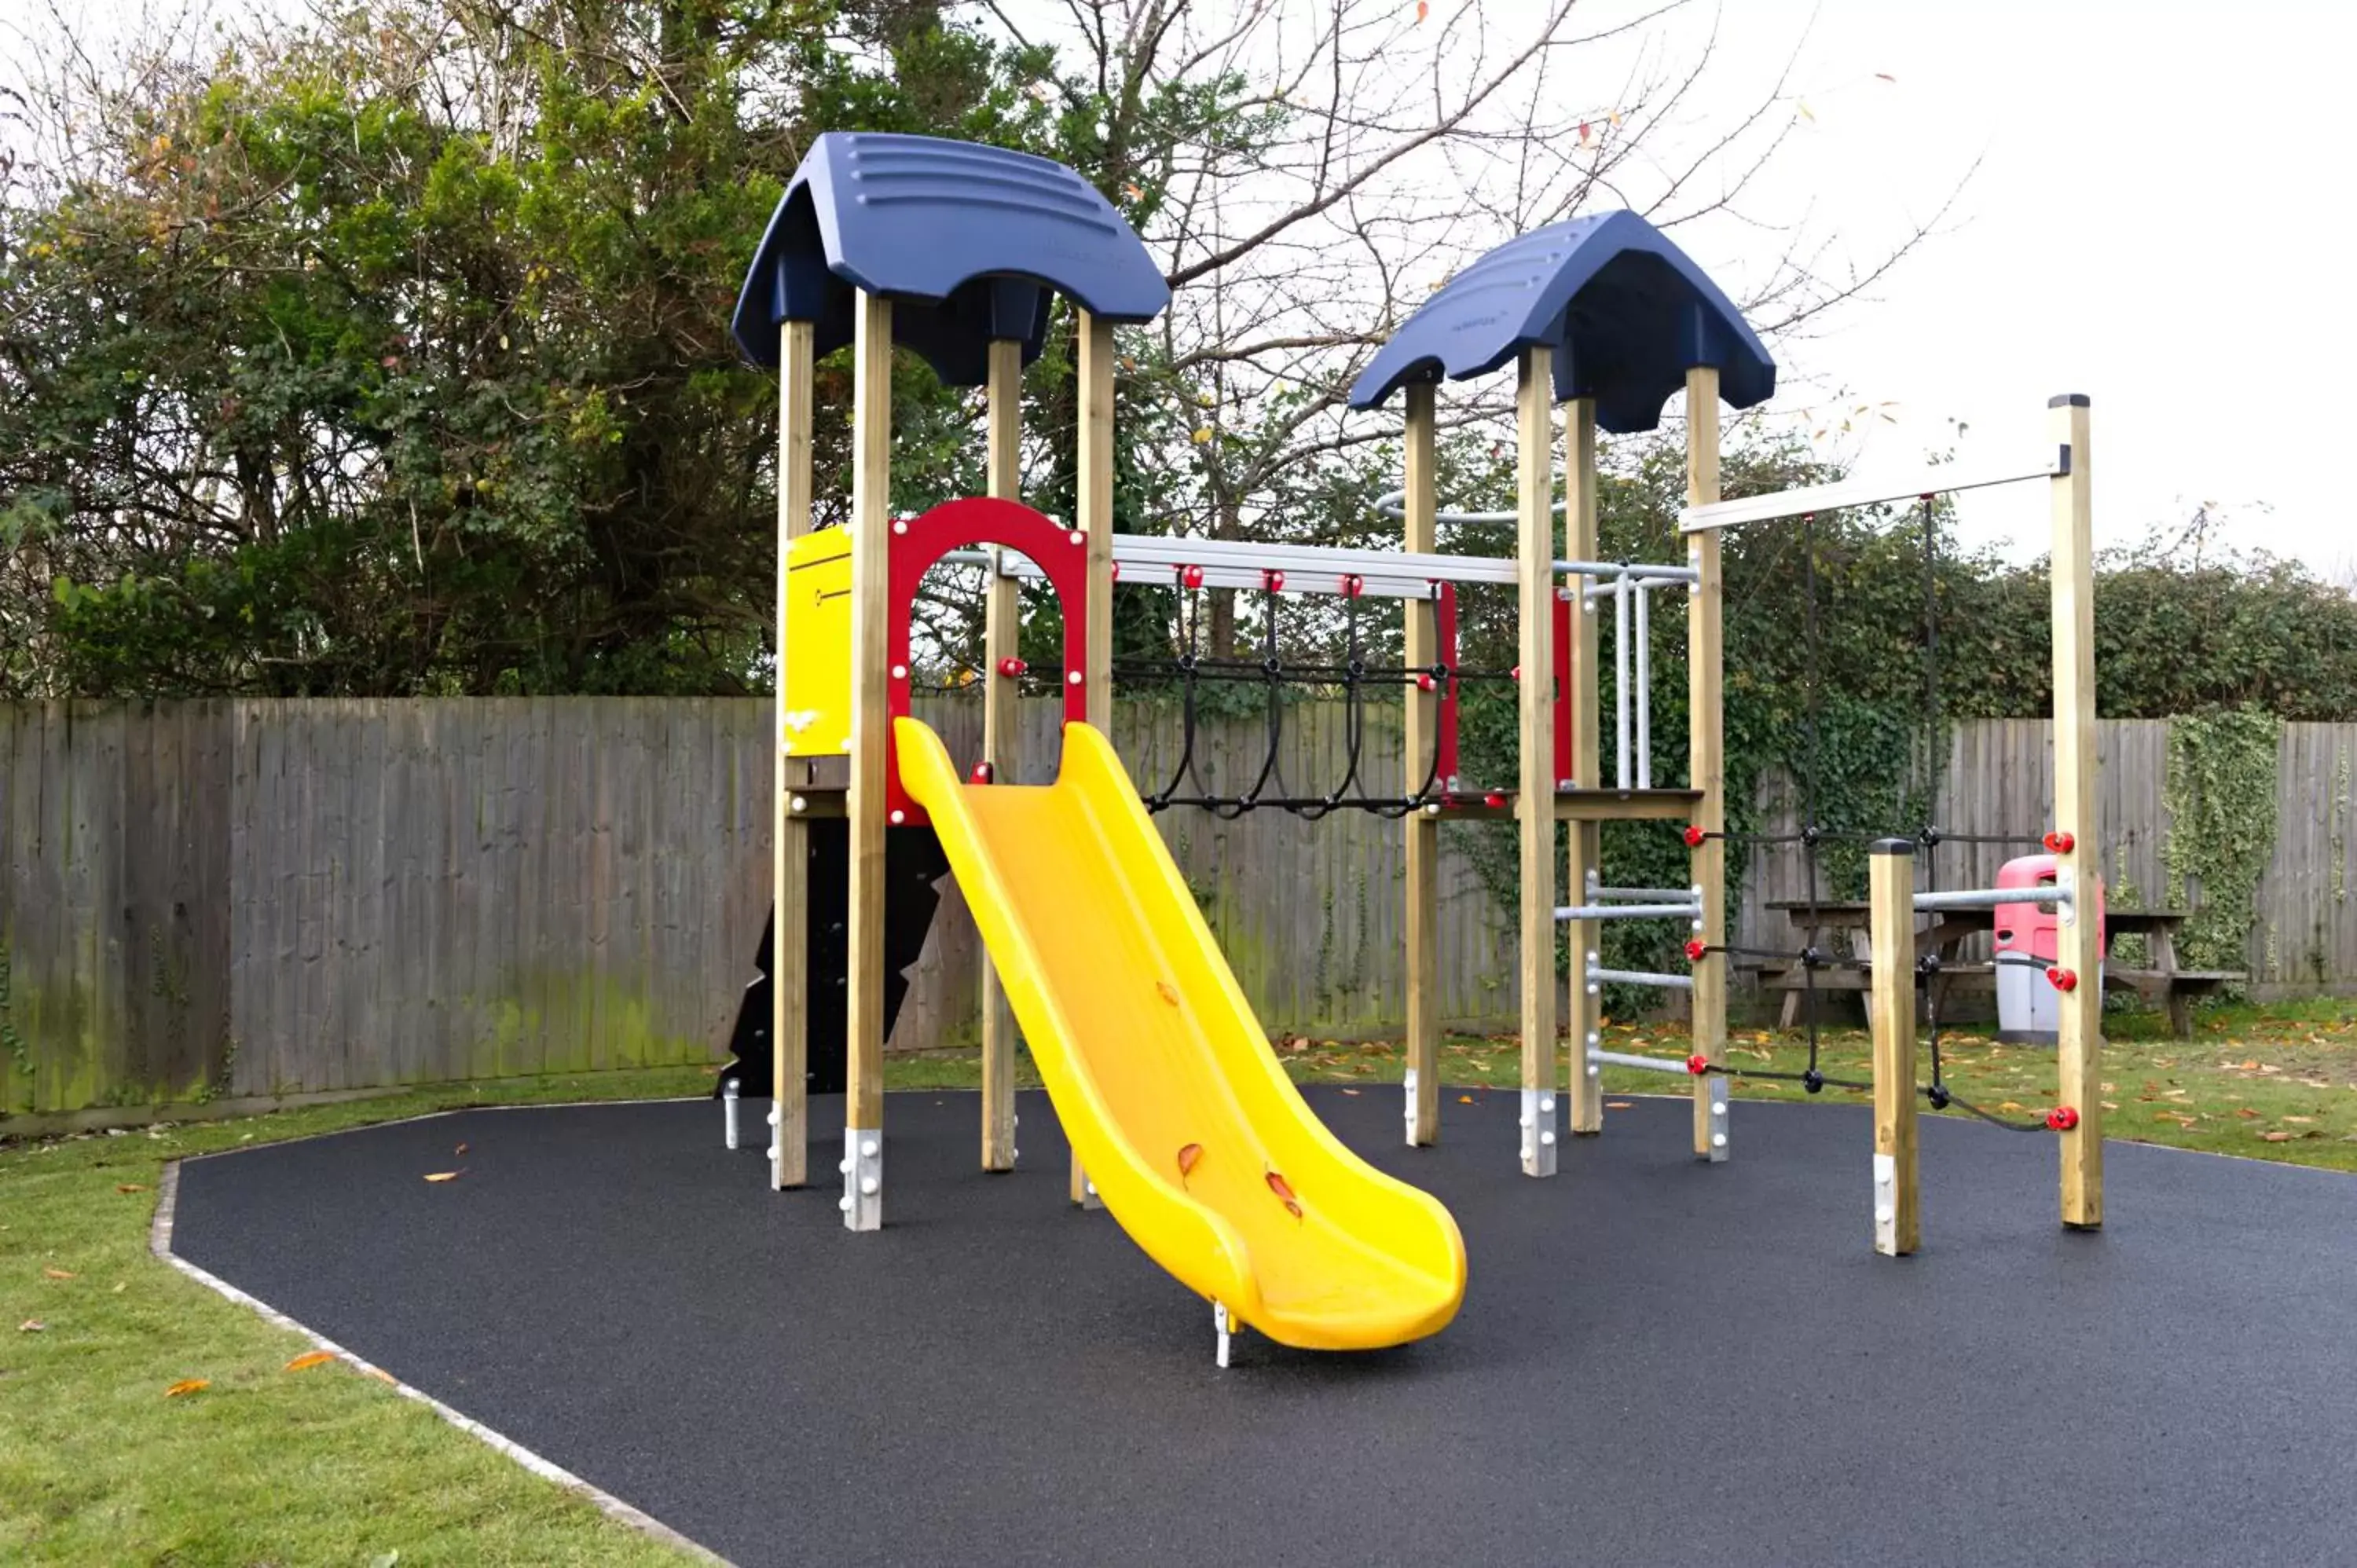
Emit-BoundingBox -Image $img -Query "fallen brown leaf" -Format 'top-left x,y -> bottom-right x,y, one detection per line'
284,1350 -> 336,1372
368,1367 -> 397,1385
164,1379 -> 210,1398
1176,1142 -> 1203,1189
17,1319 -> 43,1333
2235,1107 -> 2260,1119
43,1267 -> 75,1280
2283,1116 -> 2315,1124
1340,1087 -> 1360,1096
453,1143 -> 468,1156
116,1183 -> 146,1193
1606,1101 -> 1634,1110
1155,980 -> 1180,1006
422,1171 -> 461,1183
2259,1130 -> 2295,1142
1458,1094 -> 1475,1104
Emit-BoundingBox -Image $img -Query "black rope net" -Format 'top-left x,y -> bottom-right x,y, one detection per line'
1105,571 -> 1506,819
1675,499 -> 2065,1131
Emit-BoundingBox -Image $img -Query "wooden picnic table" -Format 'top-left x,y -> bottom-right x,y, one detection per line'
1751,901 -> 2240,1038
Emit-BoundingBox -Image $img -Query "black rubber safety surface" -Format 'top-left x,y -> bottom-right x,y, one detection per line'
173,1090 -> 2357,1567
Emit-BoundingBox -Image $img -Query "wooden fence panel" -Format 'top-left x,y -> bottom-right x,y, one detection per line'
16,702 -> 2357,1121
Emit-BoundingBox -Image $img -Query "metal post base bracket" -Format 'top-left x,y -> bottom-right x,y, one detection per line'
1873,1151 -> 1901,1255
1705,1070 -> 1730,1163
1402,1068 -> 1420,1146
840,1126 -> 882,1232
722,1079 -> 740,1151
1520,1086 -> 1559,1177
1214,1301 -> 1233,1368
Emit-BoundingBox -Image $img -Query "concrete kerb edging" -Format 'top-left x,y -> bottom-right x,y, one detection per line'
151,1157 -> 728,1566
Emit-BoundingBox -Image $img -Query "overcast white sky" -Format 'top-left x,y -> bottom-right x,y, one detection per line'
1692,0 -> 2357,571
11,0 -> 2351,572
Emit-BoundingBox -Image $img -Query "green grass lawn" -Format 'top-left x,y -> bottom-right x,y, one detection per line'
7,998 -> 2355,1563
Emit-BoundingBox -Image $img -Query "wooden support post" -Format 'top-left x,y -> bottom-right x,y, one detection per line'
980,338 -> 1022,1174
842,290 -> 893,1231
1515,347 -> 1560,1178
1684,366 -> 1728,1162
2049,394 -> 2103,1229
1563,397 -> 1604,1136
1868,838 -> 1921,1255
772,318 -> 816,1191
1072,309 -> 1116,1209
1402,382 -> 1442,1147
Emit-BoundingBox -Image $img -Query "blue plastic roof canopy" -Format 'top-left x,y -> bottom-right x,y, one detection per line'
731,133 -> 1171,387
1347,211 -> 1774,433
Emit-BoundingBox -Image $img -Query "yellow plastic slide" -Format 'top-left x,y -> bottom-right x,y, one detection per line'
896,718 -> 1466,1351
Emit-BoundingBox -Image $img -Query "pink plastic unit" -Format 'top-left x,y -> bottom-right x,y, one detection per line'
1992,853 -> 2106,965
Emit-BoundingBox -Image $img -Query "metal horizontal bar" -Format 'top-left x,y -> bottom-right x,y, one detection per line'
1555,903 -> 1702,922
1677,446 -> 2070,533
939,549 -> 1442,603
1586,1048 -> 1695,1075
1589,883 -> 1703,902
1373,488 -> 1562,528
1913,885 -> 2070,913
1585,966 -> 1694,991
953,538 -> 1697,588
1582,576 -> 1684,599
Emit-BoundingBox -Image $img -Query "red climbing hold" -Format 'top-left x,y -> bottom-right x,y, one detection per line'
2046,1106 -> 2080,1131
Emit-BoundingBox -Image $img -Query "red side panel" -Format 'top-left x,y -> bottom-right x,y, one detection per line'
885,497 -> 1091,826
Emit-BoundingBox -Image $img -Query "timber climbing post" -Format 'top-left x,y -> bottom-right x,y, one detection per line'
1868,839 -> 1921,1255
1516,346 -> 1560,1178
2049,394 -> 2102,1229
1685,365 -> 1728,1162
772,317 -> 816,1190
1072,308 -> 1116,1210
841,289 -> 893,1231
1402,380 -> 1442,1146
1563,397 -> 1604,1137
980,338 -> 1022,1173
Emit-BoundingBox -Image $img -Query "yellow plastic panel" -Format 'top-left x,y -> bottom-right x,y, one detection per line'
783,529 -> 852,757
896,717 -> 1465,1350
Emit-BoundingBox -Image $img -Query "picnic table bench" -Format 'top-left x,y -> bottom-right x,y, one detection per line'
1744,902 -> 2241,1039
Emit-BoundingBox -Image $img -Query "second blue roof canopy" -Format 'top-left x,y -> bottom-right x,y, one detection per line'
1347,211 -> 1774,433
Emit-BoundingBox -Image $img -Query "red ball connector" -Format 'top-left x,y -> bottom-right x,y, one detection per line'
1416,673 -> 1439,692
1483,789 -> 1508,808
1181,565 -> 1204,590
2046,1106 -> 2080,1131
1686,1053 -> 1711,1076
1340,573 -> 1365,597
2044,830 -> 2076,854
996,657 -> 1028,679
968,762 -> 994,785
1683,824 -> 1707,848
1684,938 -> 1708,962
2046,966 -> 2080,992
